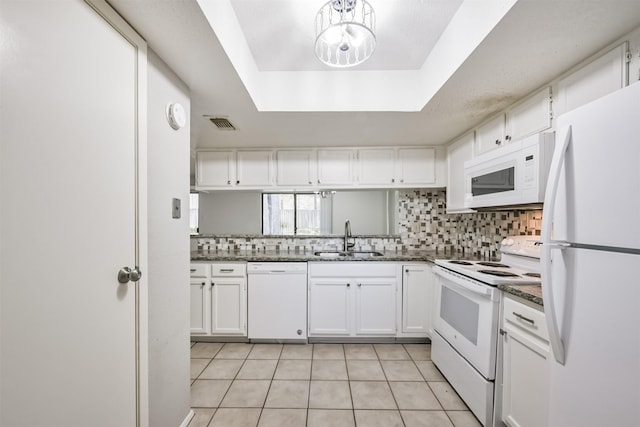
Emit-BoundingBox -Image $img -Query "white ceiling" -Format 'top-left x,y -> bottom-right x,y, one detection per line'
232,0 -> 463,71
107,0 -> 640,174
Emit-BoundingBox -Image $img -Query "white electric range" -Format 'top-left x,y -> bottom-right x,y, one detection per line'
431,236 -> 541,427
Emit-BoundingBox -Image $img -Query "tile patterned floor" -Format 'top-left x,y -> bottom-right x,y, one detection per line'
189,342 -> 482,427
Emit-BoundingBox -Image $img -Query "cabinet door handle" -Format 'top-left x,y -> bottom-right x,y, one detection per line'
392,178 -> 395,183
201,282 -> 205,286
357,283 -> 361,287
211,282 -> 215,287
317,179 -> 320,184
190,268 -> 197,272
227,180 -> 231,185
346,283 -> 350,287
308,181 -> 312,185
495,139 -> 501,145
220,269 -> 234,273
236,180 -> 240,185
513,312 -> 535,325
505,134 -> 512,141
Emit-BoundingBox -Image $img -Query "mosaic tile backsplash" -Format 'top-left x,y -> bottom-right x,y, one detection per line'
194,189 -> 543,259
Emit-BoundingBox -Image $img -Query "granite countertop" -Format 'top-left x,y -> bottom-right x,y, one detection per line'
498,284 -> 543,307
191,249 -> 491,264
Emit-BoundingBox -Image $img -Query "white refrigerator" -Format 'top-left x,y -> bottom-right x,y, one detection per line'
541,82 -> 640,427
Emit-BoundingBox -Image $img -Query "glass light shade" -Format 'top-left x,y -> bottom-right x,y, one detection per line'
315,0 -> 376,68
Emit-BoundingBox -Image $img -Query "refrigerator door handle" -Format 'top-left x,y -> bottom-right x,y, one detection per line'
541,124 -> 572,365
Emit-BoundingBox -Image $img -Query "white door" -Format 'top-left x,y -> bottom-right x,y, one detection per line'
308,278 -> 351,335
355,278 -> 397,335
190,279 -> 210,335
317,149 -> 354,185
276,150 -> 316,186
0,1 -> 146,426
401,266 -> 431,335
397,148 -> 436,185
211,278 -> 246,335
196,151 -> 235,187
236,150 -> 273,187
358,148 -> 396,185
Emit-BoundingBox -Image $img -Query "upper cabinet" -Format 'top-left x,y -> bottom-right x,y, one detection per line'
475,86 -> 552,156
236,150 -> 273,187
196,150 -> 273,189
275,149 -> 316,187
555,43 -> 627,117
446,132 -> 475,213
475,114 -> 506,155
196,145 -> 444,190
317,149 -> 355,186
196,151 -> 235,187
358,148 -> 396,185
506,86 -> 552,143
397,148 -> 436,185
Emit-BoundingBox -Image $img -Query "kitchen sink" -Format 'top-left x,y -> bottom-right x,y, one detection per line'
350,251 -> 384,258
313,251 -> 348,257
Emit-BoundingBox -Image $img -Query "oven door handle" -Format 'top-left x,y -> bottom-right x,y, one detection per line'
433,266 -> 496,299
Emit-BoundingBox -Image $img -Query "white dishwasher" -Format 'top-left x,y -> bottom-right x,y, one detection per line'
247,262 -> 308,341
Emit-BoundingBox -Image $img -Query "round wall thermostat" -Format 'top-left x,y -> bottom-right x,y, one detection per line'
166,103 -> 186,130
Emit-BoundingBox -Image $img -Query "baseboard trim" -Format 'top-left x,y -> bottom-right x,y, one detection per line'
179,409 -> 194,427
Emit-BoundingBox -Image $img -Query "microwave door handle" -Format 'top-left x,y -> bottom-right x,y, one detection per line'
541,124 -> 571,365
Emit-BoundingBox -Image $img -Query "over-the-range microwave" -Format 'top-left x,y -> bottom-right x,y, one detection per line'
464,132 -> 555,209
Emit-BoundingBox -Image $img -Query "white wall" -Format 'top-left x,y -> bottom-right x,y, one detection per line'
199,192 -> 262,234
332,191 -> 389,235
147,50 -> 191,427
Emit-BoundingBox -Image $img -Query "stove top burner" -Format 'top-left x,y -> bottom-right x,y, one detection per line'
477,261 -> 510,268
477,269 -> 520,277
523,272 -> 541,278
448,260 -> 473,265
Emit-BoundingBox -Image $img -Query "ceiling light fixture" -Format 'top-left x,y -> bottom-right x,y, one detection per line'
314,0 -> 376,68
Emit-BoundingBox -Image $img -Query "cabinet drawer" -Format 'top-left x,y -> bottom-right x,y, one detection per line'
504,296 -> 548,342
211,263 -> 247,276
190,264 -> 210,278
308,262 -> 396,277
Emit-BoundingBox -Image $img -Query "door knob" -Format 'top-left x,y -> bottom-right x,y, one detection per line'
117,266 -> 142,284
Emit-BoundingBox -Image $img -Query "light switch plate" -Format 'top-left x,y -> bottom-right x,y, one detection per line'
172,198 -> 181,219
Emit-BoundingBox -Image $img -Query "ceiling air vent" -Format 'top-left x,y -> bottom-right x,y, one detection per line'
208,117 -> 236,131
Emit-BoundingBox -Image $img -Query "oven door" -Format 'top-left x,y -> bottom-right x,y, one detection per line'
433,266 -> 500,380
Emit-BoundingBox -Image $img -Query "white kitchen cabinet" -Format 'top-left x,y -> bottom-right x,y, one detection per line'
276,149 -> 316,187
236,150 -> 273,187
308,262 -> 397,337
400,263 -> 434,337
210,277 -> 246,335
446,132 -> 475,213
555,42 -> 627,117
506,86 -> 552,143
190,278 -> 210,335
396,147 -> 436,185
357,148 -> 396,185
308,278 -> 351,336
196,151 -> 235,188
210,263 -> 247,336
190,262 -> 247,337
355,278 -> 397,335
501,295 -> 549,427
317,149 -> 355,186
190,264 -> 211,335
475,114 -> 507,155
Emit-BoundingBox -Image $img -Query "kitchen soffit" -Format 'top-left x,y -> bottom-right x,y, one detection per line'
197,0 -> 512,112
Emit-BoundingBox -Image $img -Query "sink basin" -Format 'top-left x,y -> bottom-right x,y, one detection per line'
314,251 -> 347,257
350,251 -> 384,258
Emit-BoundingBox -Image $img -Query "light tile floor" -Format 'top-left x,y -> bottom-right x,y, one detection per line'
189,342 -> 482,427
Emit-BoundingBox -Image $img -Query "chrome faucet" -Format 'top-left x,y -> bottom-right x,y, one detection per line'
344,220 -> 355,252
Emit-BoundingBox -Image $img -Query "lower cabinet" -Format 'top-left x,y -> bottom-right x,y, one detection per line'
400,263 -> 435,338
308,262 -> 397,337
190,263 -> 247,337
501,295 -> 549,427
